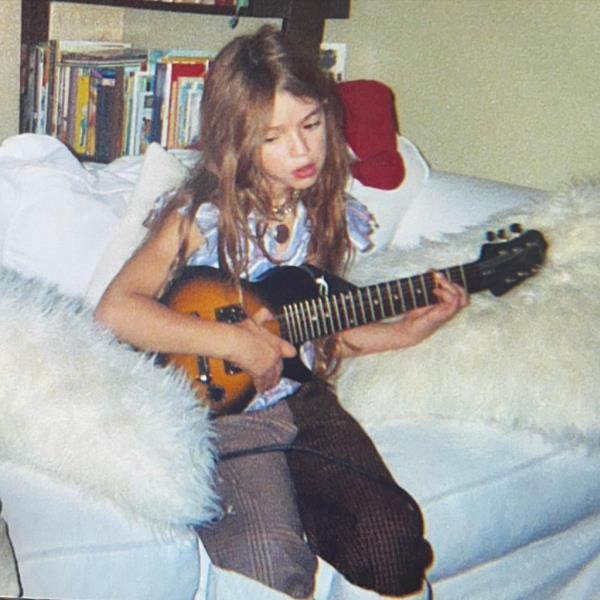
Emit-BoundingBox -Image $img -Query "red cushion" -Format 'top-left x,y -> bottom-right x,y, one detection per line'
337,80 -> 405,190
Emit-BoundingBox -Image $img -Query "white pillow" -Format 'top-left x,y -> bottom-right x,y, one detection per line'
0,135 -> 124,297
85,143 -> 193,306
393,169 -> 550,248
0,265 -> 217,531
347,136 -> 429,250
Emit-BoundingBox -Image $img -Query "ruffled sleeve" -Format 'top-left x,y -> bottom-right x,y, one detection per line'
186,202 -> 221,268
346,195 -> 377,253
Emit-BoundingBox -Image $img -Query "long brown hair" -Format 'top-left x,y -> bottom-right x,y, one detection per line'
181,24 -> 352,278
162,26 -> 353,375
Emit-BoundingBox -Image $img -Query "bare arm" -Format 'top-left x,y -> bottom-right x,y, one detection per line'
338,272 -> 469,358
94,208 -> 295,392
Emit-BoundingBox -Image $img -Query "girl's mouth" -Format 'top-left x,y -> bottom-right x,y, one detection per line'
293,163 -> 317,180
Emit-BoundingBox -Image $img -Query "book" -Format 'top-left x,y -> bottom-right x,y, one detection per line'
166,61 -> 208,148
22,41 -> 214,160
73,67 -> 91,155
175,76 -> 204,148
95,69 -> 116,163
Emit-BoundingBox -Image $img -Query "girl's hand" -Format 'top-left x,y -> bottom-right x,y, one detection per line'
231,307 -> 297,393
401,271 -> 469,344
338,272 -> 469,358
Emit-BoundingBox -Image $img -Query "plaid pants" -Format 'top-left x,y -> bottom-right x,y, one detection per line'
198,379 -> 432,598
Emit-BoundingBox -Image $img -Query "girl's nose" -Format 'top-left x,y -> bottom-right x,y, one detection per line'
289,132 -> 309,157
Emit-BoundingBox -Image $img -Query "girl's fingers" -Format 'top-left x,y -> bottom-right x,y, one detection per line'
432,271 -> 468,307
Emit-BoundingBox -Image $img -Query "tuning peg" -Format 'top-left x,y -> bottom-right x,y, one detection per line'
510,223 -> 523,233
486,231 -> 497,242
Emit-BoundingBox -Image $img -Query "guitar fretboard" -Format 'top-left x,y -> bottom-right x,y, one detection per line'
277,264 -> 476,345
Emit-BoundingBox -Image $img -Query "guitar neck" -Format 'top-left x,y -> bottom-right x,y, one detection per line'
277,261 -> 483,345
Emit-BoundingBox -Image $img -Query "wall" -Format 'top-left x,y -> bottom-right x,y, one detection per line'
3,0 -> 600,190
326,0 -> 600,190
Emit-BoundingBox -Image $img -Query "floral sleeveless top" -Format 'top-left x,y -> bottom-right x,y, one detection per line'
156,193 -> 375,411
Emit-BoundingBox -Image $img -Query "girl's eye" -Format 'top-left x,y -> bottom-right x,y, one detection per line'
304,119 -> 321,130
264,135 -> 278,144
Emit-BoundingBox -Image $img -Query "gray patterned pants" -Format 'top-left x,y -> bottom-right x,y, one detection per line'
198,380 -> 432,598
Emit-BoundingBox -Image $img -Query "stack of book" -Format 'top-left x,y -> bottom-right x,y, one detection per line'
21,38 -> 346,163
21,41 -> 213,162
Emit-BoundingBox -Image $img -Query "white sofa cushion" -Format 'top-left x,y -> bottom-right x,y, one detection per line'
85,143 -> 193,306
0,134 -> 130,296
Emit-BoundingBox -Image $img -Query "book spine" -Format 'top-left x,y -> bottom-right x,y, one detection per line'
73,67 -> 91,156
95,69 -> 116,163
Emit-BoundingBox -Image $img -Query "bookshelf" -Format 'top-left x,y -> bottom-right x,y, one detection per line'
19,0 -> 350,155
20,0 -> 350,74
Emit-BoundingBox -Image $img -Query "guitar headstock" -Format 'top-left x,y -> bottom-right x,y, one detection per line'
477,225 -> 548,296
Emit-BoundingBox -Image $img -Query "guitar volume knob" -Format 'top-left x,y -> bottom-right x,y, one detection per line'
207,384 -> 226,404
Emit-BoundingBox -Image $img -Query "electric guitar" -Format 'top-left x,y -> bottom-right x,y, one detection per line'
159,227 -> 547,416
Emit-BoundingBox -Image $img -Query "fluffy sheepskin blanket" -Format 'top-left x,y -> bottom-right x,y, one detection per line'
338,181 -> 600,448
0,269 -> 219,534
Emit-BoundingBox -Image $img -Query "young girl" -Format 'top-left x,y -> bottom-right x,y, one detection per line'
95,25 -> 468,599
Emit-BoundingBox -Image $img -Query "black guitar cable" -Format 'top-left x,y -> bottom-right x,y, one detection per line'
218,443 -> 423,512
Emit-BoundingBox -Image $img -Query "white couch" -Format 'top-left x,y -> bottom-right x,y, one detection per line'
1,134 -> 599,600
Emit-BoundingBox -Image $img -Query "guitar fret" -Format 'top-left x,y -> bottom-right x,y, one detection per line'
340,293 -> 350,329
299,302 -> 312,341
292,303 -> 305,344
414,275 -> 422,306
304,300 -> 316,340
395,279 -> 406,314
324,296 -> 336,334
310,298 -> 322,338
348,291 -> 359,327
287,303 -> 297,344
284,305 -> 297,344
317,297 -> 330,335
356,287 -> 367,325
366,287 -> 377,321
420,274 -> 431,305
332,294 -> 343,332
375,285 -> 386,319
279,310 -> 290,344
384,282 -> 395,316
426,272 -> 437,305
458,265 -> 467,289
407,277 -> 417,309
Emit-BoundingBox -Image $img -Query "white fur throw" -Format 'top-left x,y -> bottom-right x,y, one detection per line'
0,268 -> 218,533
338,181 -> 600,448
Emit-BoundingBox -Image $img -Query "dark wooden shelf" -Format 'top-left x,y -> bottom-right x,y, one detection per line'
19,0 -> 350,134
21,1 -> 350,49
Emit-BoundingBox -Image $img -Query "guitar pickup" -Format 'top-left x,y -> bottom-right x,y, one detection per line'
215,304 -> 247,324
215,304 -> 245,375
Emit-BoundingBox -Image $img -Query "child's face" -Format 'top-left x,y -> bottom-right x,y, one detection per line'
260,91 -> 327,204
